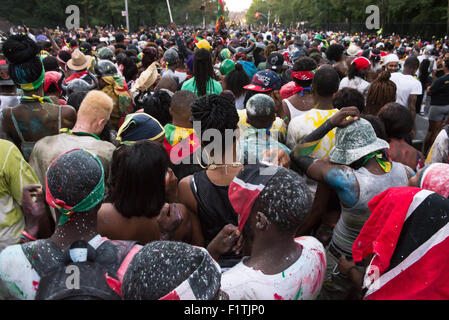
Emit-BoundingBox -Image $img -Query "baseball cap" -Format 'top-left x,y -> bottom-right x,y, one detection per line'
383,54 -> 400,65
219,48 -> 231,60
352,57 -> 371,71
291,49 -> 306,63
244,70 -> 281,92
163,48 -> 179,66
220,59 -> 235,76
266,53 -> 284,71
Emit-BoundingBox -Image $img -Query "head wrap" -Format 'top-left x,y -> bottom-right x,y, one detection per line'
44,71 -> 62,95
228,163 -> 280,231
46,149 -> 105,226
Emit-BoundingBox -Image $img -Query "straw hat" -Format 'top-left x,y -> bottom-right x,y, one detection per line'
131,61 -> 160,94
67,49 -> 93,71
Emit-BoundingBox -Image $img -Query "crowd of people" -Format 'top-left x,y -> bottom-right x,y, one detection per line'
0,22 -> 448,300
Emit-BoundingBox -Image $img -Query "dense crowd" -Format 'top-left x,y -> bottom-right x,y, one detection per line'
0,22 -> 448,300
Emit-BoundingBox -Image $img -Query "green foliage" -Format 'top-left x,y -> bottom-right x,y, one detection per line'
245,0 -> 448,35
0,0 -> 225,31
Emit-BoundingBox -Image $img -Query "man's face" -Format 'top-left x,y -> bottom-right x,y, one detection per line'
386,62 -> 399,73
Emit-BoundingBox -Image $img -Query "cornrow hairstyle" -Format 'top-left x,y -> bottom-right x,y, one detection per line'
365,71 -> 397,115
193,48 -> 215,97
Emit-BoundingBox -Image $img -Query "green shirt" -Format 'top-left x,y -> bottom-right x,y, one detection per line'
0,139 -> 39,251
181,77 -> 223,97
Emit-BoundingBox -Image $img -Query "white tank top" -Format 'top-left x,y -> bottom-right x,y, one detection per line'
284,99 -> 306,120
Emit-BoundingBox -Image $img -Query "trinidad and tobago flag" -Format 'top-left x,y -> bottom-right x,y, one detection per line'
352,187 -> 449,300
163,124 -> 200,164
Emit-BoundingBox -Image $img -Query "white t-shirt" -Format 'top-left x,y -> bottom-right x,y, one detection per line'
339,76 -> 370,99
221,237 -> 326,300
286,108 -> 338,159
235,95 -> 245,110
389,72 -> 422,107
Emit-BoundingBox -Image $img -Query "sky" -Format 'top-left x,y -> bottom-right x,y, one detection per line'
225,0 -> 253,12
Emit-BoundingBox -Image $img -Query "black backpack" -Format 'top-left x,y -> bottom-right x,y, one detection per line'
21,239 -> 136,300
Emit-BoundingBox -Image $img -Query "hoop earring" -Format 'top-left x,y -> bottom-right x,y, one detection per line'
196,147 -> 210,169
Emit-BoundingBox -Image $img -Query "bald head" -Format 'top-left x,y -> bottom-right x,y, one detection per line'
156,75 -> 178,94
170,90 -> 198,125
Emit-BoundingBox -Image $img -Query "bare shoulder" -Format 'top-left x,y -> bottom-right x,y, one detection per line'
178,174 -> 198,213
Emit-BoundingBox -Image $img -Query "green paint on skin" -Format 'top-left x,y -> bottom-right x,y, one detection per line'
282,271 -> 285,278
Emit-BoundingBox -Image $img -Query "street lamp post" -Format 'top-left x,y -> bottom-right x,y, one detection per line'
256,10 -> 271,27
124,0 -> 130,31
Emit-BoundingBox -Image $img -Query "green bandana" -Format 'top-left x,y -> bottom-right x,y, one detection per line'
20,94 -> 54,104
361,151 -> 391,173
45,149 -> 105,226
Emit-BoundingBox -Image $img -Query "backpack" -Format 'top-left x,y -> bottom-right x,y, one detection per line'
21,238 -> 138,300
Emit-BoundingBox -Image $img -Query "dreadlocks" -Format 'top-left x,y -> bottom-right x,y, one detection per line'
193,48 -> 215,97
365,71 -> 397,115
191,94 -> 239,150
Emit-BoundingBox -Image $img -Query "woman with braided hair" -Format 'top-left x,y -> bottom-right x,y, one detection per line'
1,35 -> 76,161
364,71 -> 397,116
178,94 -> 243,270
181,49 -> 222,97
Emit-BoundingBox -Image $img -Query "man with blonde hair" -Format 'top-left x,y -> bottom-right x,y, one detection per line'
29,90 -> 116,222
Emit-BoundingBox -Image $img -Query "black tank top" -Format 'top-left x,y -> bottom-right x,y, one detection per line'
190,170 -> 242,268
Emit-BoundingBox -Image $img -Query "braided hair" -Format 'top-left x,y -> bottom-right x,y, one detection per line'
365,71 -> 397,115
191,94 -> 239,150
3,34 -> 43,89
193,49 -> 215,97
